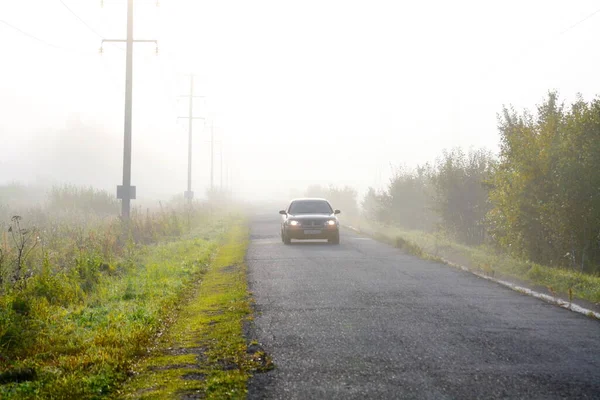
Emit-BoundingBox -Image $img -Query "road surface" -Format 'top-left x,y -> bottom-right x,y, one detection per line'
246,213 -> 600,399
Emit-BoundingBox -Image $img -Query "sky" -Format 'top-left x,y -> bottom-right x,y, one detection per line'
1,0 -> 599,203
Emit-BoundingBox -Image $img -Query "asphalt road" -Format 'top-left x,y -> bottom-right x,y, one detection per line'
246,213 -> 600,399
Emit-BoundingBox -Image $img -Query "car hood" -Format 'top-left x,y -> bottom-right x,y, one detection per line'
288,214 -> 335,220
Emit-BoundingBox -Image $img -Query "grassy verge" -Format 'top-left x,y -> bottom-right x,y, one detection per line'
116,219 -> 271,399
348,219 -> 600,305
0,215 -> 229,398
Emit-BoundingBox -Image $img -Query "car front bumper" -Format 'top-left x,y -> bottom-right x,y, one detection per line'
284,225 -> 339,240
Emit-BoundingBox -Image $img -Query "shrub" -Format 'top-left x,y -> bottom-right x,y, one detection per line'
47,185 -> 119,217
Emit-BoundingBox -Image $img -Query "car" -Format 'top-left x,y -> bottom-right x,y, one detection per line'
279,198 -> 341,245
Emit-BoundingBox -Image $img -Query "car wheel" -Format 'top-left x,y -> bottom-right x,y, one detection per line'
328,233 -> 340,245
283,232 -> 291,245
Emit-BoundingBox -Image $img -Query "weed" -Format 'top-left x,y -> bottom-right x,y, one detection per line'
527,264 -> 543,280
7,216 -> 38,285
47,185 -> 119,217
568,287 -> 573,306
0,200 -> 231,398
117,220 -> 268,399
394,236 -> 424,257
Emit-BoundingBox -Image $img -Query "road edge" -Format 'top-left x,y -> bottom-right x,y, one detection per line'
345,225 -> 600,321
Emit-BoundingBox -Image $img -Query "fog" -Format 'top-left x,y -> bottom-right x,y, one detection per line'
2,0 -> 600,204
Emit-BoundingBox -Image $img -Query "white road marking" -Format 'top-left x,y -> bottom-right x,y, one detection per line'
442,258 -> 600,319
252,239 -> 281,245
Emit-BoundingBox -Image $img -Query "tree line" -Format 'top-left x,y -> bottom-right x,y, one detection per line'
328,92 -> 600,274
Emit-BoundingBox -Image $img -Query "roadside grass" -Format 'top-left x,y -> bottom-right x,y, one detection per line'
0,216 -> 227,398
116,220 -> 271,400
348,219 -> 600,305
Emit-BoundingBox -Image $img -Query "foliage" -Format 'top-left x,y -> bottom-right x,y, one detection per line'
0,203 -> 227,398
358,92 -> 600,274
0,183 -> 46,211
384,164 -> 438,231
5,216 -> 38,286
118,222 -> 269,399
364,149 -> 494,245
0,201 -> 197,298
46,185 -> 119,217
432,148 -> 495,245
361,187 -> 388,223
488,92 -> 600,273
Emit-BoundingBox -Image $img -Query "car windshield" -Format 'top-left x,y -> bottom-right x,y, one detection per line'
289,200 -> 333,214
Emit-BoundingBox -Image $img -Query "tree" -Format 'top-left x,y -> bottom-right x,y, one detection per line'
488,92 -> 600,272
361,187 -> 387,223
432,148 -> 495,245
385,164 -> 437,231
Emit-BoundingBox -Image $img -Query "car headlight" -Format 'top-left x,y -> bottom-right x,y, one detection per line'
289,220 -> 300,226
326,220 -> 336,226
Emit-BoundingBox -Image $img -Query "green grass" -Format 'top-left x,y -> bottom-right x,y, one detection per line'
349,218 -> 600,305
0,217 -> 228,398
116,220 -> 271,399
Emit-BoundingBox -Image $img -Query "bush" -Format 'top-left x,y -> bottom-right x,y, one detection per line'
0,195 -> 213,361
25,272 -> 83,306
489,92 -> 600,272
395,236 -> 424,257
47,185 -> 119,217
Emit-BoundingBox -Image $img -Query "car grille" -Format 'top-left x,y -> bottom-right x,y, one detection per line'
301,220 -> 325,227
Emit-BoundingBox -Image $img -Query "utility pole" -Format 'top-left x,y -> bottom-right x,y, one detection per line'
187,75 -> 194,200
204,122 -> 221,196
177,75 -> 205,202
120,0 -> 134,219
101,0 -> 158,219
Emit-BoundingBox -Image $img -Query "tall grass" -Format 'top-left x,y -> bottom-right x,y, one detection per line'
47,185 -> 119,217
0,183 -> 234,397
0,184 -> 208,294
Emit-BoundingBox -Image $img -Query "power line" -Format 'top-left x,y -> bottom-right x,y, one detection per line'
58,0 -> 125,52
1,20 -> 65,50
512,6 -> 600,59
1,17 -> 121,89
472,5 -> 600,88
58,0 -> 104,39
0,19 -> 98,56
558,6 -> 600,36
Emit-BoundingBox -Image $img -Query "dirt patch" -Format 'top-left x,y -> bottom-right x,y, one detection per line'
146,364 -> 198,371
178,389 -> 206,400
221,264 -> 237,273
204,310 -> 224,316
163,347 -> 207,356
218,359 -> 239,371
181,372 -> 206,381
0,367 -> 36,384
133,386 -> 163,397
246,343 -> 262,355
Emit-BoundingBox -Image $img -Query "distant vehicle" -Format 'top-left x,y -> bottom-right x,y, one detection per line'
279,198 -> 341,245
